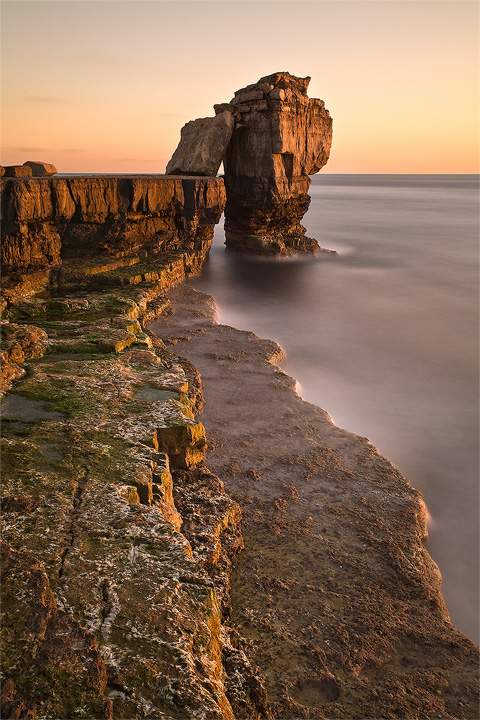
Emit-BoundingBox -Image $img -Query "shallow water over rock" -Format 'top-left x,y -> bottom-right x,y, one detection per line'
1,394 -> 65,421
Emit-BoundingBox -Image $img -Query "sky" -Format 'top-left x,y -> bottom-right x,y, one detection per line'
1,0 -> 478,174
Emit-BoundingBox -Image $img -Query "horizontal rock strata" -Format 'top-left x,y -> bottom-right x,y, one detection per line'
0,251 -> 267,718
222,72 -> 333,255
1,175 -> 225,274
166,71 -> 334,256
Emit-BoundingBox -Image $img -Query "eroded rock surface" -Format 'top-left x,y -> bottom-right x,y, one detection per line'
166,112 -> 234,177
1,175 -> 225,273
165,71 -> 333,255
0,177 -> 269,718
222,72 -> 333,255
152,284 -> 480,720
0,267 -> 264,718
23,160 -> 58,177
3,165 -> 32,178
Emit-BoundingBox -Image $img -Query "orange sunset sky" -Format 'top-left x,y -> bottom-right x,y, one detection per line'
1,0 -> 478,175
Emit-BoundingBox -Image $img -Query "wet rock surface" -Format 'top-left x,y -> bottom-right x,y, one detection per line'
152,283 -> 480,720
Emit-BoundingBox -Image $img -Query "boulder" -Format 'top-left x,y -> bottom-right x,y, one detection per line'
23,160 -> 57,176
166,111 -> 234,177
3,165 -> 32,178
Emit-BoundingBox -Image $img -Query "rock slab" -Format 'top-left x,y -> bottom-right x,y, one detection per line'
23,160 -> 58,176
1,175 -> 226,273
3,165 -> 32,178
166,111 -> 234,177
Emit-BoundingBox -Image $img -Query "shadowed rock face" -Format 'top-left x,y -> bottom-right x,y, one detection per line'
221,72 -> 333,255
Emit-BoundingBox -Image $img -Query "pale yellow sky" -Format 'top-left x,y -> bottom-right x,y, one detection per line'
1,0 -> 478,173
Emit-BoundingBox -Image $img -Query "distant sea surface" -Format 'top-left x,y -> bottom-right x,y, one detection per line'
188,174 -> 479,644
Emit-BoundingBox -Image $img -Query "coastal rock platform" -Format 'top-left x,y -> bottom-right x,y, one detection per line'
152,283 -> 480,720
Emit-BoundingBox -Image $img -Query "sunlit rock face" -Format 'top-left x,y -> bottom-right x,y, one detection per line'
0,175 -> 225,273
165,71 -> 333,255
221,72 -> 333,255
166,112 -> 235,177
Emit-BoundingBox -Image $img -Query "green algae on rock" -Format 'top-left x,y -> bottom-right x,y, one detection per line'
0,175 -> 269,719
0,300 -> 245,717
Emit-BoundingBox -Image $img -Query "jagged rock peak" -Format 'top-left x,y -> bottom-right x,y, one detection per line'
229,71 -> 312,103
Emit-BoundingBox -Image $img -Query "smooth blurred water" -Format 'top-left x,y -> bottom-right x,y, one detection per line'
188,174 -> 479,644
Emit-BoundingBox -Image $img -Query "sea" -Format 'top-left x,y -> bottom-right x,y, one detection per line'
187,174 -> 479,645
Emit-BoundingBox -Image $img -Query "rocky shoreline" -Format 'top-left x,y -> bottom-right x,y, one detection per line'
0,265 -> 265,718
1,64 -> 479,712
1,247 -> 479,717
151,284 -> 480,719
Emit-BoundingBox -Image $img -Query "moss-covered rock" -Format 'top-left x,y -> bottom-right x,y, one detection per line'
0,243 -> 247,718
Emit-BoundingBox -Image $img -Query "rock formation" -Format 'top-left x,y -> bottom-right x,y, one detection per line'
0,175 -> 266,718
222,72 -> 333,255
1,175 -> 225,274
1,170 -> 479,718
23,160 -> 58,176
166,112 -> 234,177
166,71 -> 333,255
3,165 -> 32,178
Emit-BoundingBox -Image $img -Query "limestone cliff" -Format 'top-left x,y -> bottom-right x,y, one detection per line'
1,175 -> 225,274
166,71 -> 333,255
0,175 -> 266,718
222,72 -> 333,255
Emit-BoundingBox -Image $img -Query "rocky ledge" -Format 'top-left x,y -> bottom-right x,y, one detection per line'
152,285 -> 480,720
1,175 -> 225,275
0,253 -> 267,719
0,175 -> 271,718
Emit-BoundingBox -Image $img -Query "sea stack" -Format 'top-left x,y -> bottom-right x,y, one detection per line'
166,71 -> 333,255
221,72 -> 332,255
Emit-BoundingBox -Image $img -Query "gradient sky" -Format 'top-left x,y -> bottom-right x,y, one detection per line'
1,0 -> 478,174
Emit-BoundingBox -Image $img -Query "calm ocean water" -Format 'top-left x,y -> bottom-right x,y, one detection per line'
188,174 -> 479,644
